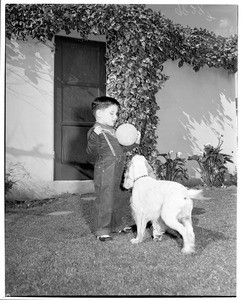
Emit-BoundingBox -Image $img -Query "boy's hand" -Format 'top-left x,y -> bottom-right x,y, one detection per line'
135,131 -> 141,144
94,126 -> 103,135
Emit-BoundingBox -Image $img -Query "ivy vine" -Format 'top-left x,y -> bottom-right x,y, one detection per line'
5,4 -> 238,167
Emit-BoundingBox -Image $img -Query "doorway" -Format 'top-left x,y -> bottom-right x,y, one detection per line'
54,36 -> 106,180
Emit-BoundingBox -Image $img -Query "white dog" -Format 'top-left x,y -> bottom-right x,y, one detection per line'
123,154 -> 205,254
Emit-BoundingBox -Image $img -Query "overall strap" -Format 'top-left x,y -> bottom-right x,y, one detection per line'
102,131 -> 116,157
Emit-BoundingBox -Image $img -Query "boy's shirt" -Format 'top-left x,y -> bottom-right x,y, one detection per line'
86,122 -> 123,164
86,122 -> 138,165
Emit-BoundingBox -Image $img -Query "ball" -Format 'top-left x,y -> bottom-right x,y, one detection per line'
116,123 -> 138,146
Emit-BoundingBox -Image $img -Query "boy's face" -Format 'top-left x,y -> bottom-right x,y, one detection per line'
96,104 -> 119,127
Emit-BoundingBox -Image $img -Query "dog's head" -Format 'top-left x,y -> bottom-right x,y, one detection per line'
123,159 -> 135,190
123,155 -> 155,189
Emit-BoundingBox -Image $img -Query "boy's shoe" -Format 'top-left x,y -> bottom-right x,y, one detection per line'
118,226 -> 134,234
119,222 -> 153,234
96,235 -> 113,242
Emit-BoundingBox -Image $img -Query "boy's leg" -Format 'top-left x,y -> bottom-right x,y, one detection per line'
111,157 -> 132,232
94,158 -> 116,237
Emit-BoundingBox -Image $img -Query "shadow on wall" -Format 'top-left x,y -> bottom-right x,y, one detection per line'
156,60 -> 236,176
6,38 -> 54,85
6,38 -> 54,127
6,38 -> 55,181
6,145 -> 53,160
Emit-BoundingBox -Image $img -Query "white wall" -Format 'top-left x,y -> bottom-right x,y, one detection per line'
155,60 -> 237,177
5,36 -> 237,199
6,38 -> 54,182
6,38 -> 57,200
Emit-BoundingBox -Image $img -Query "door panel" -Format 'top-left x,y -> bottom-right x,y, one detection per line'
62,85 -> 103,123
63,43 -> 106,84
54,36 -> 106,180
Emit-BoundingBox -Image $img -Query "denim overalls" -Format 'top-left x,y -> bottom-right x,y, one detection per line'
86,123 -> 129,236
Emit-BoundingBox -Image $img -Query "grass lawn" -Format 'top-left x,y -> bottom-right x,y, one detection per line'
5,186 -> 236,296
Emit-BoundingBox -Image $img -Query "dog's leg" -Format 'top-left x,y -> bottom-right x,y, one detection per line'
182,217 -> 195,252
177,200 -> 195,253
131,213 -> 147,244
162,214 -> 194,254
152,218 -> 167,241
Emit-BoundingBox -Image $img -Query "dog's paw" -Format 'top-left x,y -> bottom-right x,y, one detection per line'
130,238 -> 142,244
153,235 -> 163,242
181,246 -> 195,254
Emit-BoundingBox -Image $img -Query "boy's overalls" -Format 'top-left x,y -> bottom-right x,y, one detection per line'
86,123 -> 129,236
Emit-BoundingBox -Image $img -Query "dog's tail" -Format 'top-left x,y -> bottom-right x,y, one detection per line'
187,189 -> 211,200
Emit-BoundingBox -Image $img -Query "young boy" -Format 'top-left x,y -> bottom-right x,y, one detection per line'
86,96 -> 140,241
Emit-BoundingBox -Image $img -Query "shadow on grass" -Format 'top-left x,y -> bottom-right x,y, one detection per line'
192,207 -> 206,216
79,199 -> 95,234
193,225 -> 229,251
79,191 -> 134,235
163,223 -> 229,254
191,207 -> 229,252
79,196 -> 228,254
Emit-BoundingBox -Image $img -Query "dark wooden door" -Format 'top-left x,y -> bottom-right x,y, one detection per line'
54,36 -> 106,180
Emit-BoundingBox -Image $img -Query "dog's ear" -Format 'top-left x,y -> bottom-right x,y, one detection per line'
123,160 -> 134,189
144,160 -> 156,179
144,159 -> 153,173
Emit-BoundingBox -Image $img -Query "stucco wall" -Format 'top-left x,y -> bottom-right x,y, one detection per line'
6,38 -> 54,181
5,36 -> 237,199
155,60 -> 237,178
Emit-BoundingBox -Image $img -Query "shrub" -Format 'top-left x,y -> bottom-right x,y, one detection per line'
5,173 -> 16,194
188,137 -> 233,187
5,161 -> 30,196
156,151 -> 189,182
229,167 -> 237,186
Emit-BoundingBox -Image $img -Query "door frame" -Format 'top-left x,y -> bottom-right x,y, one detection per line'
53,35 -> 106,180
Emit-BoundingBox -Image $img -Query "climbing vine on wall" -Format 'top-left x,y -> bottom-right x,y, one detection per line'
5,4 -> 238,166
